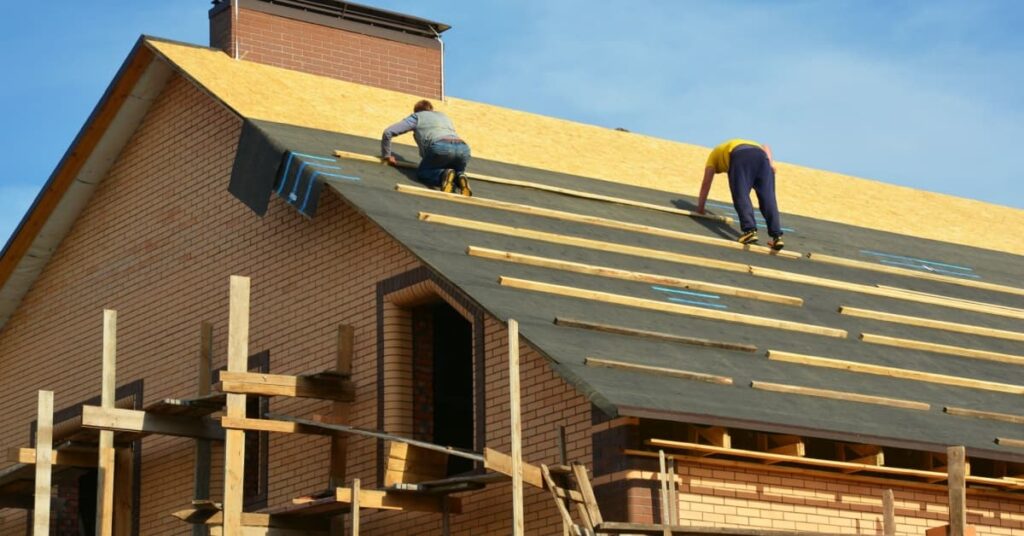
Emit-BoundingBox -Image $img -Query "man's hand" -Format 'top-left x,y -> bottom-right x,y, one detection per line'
384,155 -> 397,166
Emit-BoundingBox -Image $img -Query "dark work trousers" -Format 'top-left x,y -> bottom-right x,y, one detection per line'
728,147 -> 783,238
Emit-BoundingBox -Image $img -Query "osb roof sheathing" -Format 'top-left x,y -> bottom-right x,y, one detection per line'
152,38 -> 1022,256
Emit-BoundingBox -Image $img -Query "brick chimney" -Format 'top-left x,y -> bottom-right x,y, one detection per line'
209,0 -> 450,98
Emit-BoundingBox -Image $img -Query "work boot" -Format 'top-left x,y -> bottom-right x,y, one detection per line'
768,236 -> 785,251
737,229 -> 758,244
439,169 -> 456,193
457,172 -> 472,197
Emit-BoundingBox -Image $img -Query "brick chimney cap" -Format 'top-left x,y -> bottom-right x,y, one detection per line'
210,0 -> 451,37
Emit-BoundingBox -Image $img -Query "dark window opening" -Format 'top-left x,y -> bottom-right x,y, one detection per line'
414,303 -> 474,476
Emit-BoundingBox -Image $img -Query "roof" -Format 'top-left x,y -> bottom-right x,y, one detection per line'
2,37 -> 1023,463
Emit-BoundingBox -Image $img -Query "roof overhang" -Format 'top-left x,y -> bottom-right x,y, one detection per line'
0,38 -> 177,330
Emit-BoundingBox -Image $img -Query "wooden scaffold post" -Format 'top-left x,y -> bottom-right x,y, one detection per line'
508,319 -> 524,536
96,309 -> 117,536
222,276 -> 251,534
33,390 -> 54,536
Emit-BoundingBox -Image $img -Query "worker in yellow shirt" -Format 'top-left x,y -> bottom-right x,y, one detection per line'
697,139 -> 784,250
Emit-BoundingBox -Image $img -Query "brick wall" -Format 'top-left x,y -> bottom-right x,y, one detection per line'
210,6 -> 443,98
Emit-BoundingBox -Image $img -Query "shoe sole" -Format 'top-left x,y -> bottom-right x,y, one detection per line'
458,177 -> 472,196
738,235 -> 758,244
441,171 -> 455,193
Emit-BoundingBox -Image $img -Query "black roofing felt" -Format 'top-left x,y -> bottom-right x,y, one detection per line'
234,119 -> 1024,462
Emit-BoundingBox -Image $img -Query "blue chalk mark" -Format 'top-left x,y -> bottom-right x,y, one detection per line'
298,170 -> 362,212
290,152 -> 337,162
276,153 -> 298,194
667,297 -> 728,309
301,161 -> 342,170
703,202 -> 795,232
879,260 -> 982,279
651,286 -> 720,300
860,250 -> 973,272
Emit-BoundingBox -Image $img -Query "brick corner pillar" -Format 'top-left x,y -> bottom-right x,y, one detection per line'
208,0 -> 448,98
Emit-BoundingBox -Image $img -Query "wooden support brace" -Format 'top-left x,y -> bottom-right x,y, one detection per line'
757,433 -> 805,457
33,390 -> 54,536
82,406 -> 225,440
859,332 -> 1024,366
838,306 -> 1024,343
947,446 -> 967,536
350,478 -> 360,536
9,447 -> 97,467
689,425 -> 731,449
218,371 -> 354,401
586,357 -> 733,386
330,325 -> 354,489
555,317 -> 757,352
483,447 -> 544,489
883,489 -> 895,536
508,319 -> 525,536
96,309 -> 117,536
944,406 -> 1024,425
751,380 -> 930,411
223,275 -> 250,535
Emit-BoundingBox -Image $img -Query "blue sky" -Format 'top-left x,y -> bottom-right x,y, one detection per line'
2,1 -> 1023,249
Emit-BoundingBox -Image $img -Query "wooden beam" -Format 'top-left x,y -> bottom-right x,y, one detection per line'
646,439 -> 952,481
218,371 -> 354,401
750,380 -> 931,411
554,317 -> 757,352
585,357 -> 733,385
384,442 -> 447,486
82,406 -> 224,440
469,247 -> 803,306
995,437 -> 1024,449
483,447 -> 544,489
501,276 -> 846,338
96,309 -> 117,536
766,350 -> 1024,395
208,527 -> 326,536
540,464 -> 578,532
882,489 -> 895,536
859,332 -> 1024,366
421,212 -> 749,274
947,446 -> 967,536
223,275 -> 250,535
508,319 -> 525,536
333,486 -> 462,514
691,426 -> 731,449
195,322 -> 213,536
399,184 -> 795,257
808,252 -> 1024,298
874,285 -> 1024,320
835,443 -> 884,469
33,390 -> 54,536
350,478 -> 360,536
9,447 -> 96,467
839,306 -> 1024,343
751,266 -> 1024,320
756,433 -> 805,457
330,325 -> 354,489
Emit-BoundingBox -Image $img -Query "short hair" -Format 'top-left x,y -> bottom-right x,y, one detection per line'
413,100 -> 434,113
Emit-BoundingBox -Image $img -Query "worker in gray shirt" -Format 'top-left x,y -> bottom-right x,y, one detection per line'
382,100 -> 472,196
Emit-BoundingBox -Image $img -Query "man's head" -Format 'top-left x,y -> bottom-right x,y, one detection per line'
413,100 -> 434,113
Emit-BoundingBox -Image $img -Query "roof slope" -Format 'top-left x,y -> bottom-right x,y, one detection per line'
234,118 -> 1024,462
148,38 -> 1024,256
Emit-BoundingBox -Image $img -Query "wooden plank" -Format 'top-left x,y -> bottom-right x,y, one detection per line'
541,464 -> 578,533
501,277 -> 846,338
82,406 -> 225,440
572,463 -> 603,526
859,332 -> 1024,366
330,325 -> 354,489
223,275 -> 250,535
882,489 -> 895,536
9,448 -> 97,467
421,212 -> 749,274
554,317 -> 757,352
96,309 -> 117,536
334,486 -> 462,514
195,322 -> 213,536
399,184 -> 799,257
350,478 -> 360,536
996,438 -> 1024,449
508,319 -> 525,536
692,426 -> 730,449
766,350 -> 1024,395
750,380 -> 931,411
757,434 -> 805,457
808,252 -> 1024,298
751,266 -> 1024,320
646,439 -> 954,481
208,527 -> 327,536
218,371 -> 354,401
384,442 -> 447,486
483,447 -> 544,489
944,406 -> 1024,425
874,285 -> 1024,320
586,357 -> 733,385
33,390 -> 54,536
658,450 -> 670,525
114,447 -> 132,536
469,247 -> 803,306
839,306 -> 1024,343
947,446 -> 967,536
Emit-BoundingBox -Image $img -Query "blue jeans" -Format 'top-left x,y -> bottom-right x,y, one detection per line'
417,141 -> 471,187
728,147 -> 783,238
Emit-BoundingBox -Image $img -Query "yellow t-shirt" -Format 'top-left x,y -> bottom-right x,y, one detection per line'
705,139 -> 763,174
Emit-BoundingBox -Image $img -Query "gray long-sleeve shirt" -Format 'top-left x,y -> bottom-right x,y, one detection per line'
381,111 -> 460,158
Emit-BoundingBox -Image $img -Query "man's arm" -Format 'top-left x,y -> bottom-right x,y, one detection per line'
763,144 -> 775,172
696,166 -> 716,214
381,115 -> 417,165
